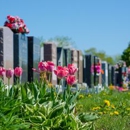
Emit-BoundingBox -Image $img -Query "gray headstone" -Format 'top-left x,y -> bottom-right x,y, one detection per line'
0,27 -> 14,84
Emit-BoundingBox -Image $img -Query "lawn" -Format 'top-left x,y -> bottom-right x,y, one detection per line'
77,88 -> 130,130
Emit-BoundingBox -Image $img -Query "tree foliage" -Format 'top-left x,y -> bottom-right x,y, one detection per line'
48,36 -> 75,47
121,43 -> 130,66
85,48 -> 121,64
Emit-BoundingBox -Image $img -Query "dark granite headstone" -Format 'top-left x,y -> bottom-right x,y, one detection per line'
111,65 -> 116,85
83,54 -> 94,88
44,42 -> 57,85
14,33 -> 28,83
28,36 -> 40,82
94,56 -> 100,86
63,48 -> 71,66
57,47 -> 64,66
108,64 -> 112,85
0,27 -> 14,84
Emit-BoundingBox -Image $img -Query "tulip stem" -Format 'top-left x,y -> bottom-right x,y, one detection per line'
7,78 -> 10,96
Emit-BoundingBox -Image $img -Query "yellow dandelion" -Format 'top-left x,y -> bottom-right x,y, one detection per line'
98,112 -> 103,115
114,111 -> 119,115
126,108 -> 130,111
88,94 -> 92,98
78,94 -> 84,99
110,112 -> 114,116
111,104 -> 115,109
92,106 -> 101,111
109,85 -> 115,90
104,100 -> 110,107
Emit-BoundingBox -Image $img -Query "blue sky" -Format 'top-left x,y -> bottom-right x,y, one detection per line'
0,0 -> 130,56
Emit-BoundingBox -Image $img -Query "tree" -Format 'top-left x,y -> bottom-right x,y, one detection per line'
48,36 -> 75,48
121,43 -> 130,66
85,48 -> 117,64
37,36 -> 45,47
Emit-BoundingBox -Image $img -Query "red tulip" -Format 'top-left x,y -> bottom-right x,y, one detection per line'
6,69 -> 14,79
66,75 -> 77,86
54,66 -> 69,79
46,61 -> 55,73
0,67 -> 6,78
14,67 -> 23,77
67,64 -> 78,75
38,61 -> 48,72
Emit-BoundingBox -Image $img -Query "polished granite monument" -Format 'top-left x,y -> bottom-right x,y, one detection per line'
13,33 -> 28,83
102,61 -> 108,86
0,27 -> 14,84
28,36 -> 40,82
57,47 -> 64,66
83,54 -> 94,88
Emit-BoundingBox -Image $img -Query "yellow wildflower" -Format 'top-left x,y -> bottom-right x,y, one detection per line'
111,104 -> 115,109
104,100 -> 110,107
109,85 -> 115,90
114,111 -> 119,115
92,106 -> 101,111
126,108 -> 130,111
110,112 -> 114,116
98,112 -> 103,115
88,94 -> 92,98
78,94 -> 84,99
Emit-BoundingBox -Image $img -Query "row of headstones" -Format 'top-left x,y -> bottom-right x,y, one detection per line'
101,61 -> 127,87
84,55 -> 128,88
1,27 -> 125,87
0,27 -> 84,86
41,42 -> 83,85
0,27 -> 40,84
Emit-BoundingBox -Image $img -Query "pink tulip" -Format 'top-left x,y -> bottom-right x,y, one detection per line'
6,69 -> 14,79
38,61 -> 48,72
66,75 -> 77,86
46,61 -> 55,73
14,67 -> 23,77
118,87 -> 123,92
0,67 -> 6,77
54,66 -> 69,79
67,64 -> 78,75
32,68 -> 40,73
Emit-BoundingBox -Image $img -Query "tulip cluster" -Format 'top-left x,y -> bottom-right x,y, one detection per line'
4,15 -> 29,34
54,63 -> 78,86
33,61 -> 78,86
0,66 -> 23,85
32,61 -> 55,82
95,63 -> 101,74
91,63 -> 101,75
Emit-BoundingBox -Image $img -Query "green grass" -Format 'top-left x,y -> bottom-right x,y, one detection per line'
77,89 -> 130,130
